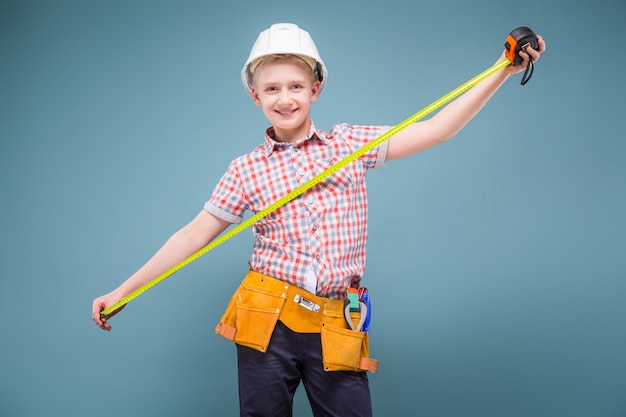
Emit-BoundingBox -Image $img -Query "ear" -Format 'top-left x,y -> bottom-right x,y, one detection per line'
310,80 -> 321,103
250,87 -> 262,107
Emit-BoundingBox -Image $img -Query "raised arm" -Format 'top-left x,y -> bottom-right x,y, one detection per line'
386,36 -> 545,161
92,209 -> 231,331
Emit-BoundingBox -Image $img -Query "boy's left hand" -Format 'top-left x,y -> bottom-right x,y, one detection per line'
502,35 -> 546,75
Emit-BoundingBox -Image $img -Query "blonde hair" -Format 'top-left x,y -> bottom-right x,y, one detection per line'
251,54 -> 317,85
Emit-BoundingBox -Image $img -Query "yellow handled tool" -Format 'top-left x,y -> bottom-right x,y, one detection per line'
100,57 -> 512,317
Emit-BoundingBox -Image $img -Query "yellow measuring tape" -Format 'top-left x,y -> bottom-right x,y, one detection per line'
101,57 -> 512,317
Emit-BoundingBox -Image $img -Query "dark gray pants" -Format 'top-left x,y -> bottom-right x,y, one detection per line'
236,320 -> 373,417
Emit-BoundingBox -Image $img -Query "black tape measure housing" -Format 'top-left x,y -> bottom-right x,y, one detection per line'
505,26 -> 539,85
505,26 -> 539,66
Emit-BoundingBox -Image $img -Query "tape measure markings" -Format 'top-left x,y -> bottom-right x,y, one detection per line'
100,58 -> 511,316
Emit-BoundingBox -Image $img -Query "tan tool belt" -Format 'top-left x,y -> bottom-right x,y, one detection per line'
215,270 -> 379,373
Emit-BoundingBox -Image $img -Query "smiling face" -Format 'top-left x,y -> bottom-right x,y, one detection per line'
250,57 -> 321,143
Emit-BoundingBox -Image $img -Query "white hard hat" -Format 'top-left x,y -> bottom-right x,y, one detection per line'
241,23 -> 328,97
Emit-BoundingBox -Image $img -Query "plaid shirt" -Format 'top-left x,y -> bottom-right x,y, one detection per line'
204,122 -> 389,299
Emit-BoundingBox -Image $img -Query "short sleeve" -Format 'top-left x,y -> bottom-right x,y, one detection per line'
331,123 -> 390,169
203,160 -> 248,224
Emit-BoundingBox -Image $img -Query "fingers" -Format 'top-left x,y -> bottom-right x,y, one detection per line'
92,299 -> 112,331
521,35 -> 545,63
534,35 -> 546,52
92,297 -> 127,331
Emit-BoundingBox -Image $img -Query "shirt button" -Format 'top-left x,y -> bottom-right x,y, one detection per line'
315,254 -> 321,261
312,224 -> 318,231
298,169 -> 305,176
306,197 -> 314,205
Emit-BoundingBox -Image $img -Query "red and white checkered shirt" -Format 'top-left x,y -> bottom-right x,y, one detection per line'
204,122 -> 389,299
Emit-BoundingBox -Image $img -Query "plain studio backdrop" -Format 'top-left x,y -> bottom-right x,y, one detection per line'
1,0 -> 625,416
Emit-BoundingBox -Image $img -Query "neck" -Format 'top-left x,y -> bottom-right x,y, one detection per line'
271,121 -> 311,144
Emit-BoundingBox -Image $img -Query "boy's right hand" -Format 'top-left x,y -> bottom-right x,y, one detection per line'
92,293 -> 125,331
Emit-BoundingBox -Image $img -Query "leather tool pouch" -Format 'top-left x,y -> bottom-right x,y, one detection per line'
215,272 -> 286,352
215,271 -> 379,373
320,308 -> 369,372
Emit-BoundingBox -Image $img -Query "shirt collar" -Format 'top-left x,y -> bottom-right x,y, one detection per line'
263,121 -> 329,158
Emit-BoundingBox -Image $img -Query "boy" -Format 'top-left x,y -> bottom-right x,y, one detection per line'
93,23 -> 545,417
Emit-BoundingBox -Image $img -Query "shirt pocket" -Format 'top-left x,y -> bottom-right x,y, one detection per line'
311,156 -> 362,195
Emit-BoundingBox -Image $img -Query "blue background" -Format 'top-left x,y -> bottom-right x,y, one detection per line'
2,0 -> 625,416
